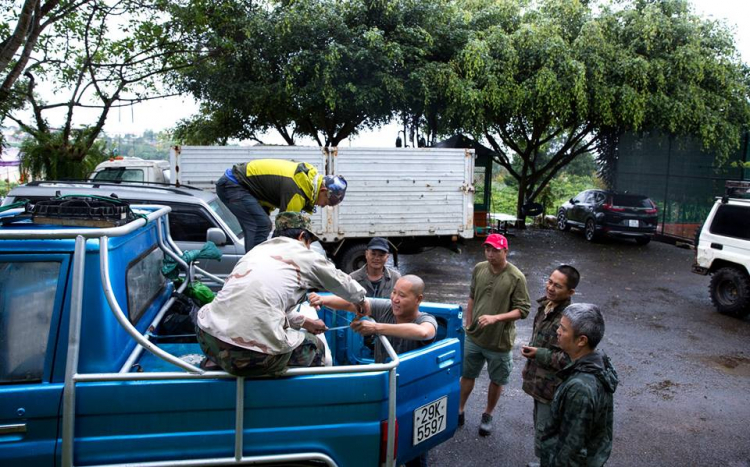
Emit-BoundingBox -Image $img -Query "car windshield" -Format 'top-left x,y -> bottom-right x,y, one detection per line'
612,194 -> 652,208
209,199 -> 243,239
92,168 -> 145,182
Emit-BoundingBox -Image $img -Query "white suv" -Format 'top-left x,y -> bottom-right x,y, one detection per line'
692,181 -> 750,318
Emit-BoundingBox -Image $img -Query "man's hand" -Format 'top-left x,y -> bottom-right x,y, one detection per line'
308,292 -> 323,309
302,318 -> 327,334
521,346 -> 537,359
355,299 -> 371,317
477,314 -> 500,328
351,317 -> 378,336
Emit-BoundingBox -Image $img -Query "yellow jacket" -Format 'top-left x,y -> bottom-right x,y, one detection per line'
231,159 -> 322,213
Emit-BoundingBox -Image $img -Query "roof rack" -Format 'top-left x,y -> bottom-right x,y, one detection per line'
0,196 -> 140,228
25,179 -> 204,195
723,180 -> 750,203
33,196 -> 135,227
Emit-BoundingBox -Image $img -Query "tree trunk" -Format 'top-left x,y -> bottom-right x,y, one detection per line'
515,177 -> 527,229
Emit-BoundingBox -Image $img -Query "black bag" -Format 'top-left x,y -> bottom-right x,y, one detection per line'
158,292 -> 200,342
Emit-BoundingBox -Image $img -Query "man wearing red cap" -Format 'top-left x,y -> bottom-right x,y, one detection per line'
458,233 -> 531,437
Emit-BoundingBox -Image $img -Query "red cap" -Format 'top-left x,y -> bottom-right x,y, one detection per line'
484,233 -> 508,250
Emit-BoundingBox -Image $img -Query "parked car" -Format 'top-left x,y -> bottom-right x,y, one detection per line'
557,189 -> 658,244
3,181 -> 244,286
692,181 -> 750,318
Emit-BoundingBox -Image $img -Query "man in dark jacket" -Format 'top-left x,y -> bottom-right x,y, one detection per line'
521,265 -> 579,465
540,303 -> 618,467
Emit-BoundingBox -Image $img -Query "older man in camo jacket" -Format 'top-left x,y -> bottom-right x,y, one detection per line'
539,303 -> 618,467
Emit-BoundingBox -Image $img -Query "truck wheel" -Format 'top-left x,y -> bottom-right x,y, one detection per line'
584,219 -> 599,242
557,210 -> 571,231
338,243 -> 368,274
709,267 -> 750,318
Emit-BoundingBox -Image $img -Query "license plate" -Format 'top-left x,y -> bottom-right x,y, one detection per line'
628,220 -> 639,227
413,396 -> 447,445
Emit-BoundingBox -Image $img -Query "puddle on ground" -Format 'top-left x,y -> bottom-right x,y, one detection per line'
647,379 -> 680,400
699,354 -> 750,377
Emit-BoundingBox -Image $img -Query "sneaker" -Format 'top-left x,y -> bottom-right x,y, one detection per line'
478,412 -> 493,437
458,412 -> 465,427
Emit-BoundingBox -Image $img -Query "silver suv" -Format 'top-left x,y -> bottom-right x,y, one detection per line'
692,181 -> 750,318
3,181 -> 244,285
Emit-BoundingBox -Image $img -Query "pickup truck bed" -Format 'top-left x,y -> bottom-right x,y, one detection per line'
128,299 -> 463,467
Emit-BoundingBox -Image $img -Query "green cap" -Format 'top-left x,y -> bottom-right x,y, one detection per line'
275,211 -> 314,232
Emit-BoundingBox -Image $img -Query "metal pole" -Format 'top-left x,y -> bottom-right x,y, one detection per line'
235,377 -> 245,461
119,217 -> 190,372
85,452 -> 338,467
661,136 -> 672,235
156,219 -> 191,283
381,335 -> 399,467
61,235 -> 87,467
100,236 -> 203,374
118,277 -> 190,373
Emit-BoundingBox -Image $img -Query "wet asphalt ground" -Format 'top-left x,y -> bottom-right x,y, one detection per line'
397,227 -> 750,467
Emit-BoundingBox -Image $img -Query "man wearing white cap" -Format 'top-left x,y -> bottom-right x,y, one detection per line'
458,233 -> 531,437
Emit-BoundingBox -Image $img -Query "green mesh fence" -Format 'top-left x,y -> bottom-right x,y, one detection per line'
614,132 -> 748,242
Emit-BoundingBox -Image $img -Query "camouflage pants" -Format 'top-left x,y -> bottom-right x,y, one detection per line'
196,326 -> 325,377
534,400 -> 553,458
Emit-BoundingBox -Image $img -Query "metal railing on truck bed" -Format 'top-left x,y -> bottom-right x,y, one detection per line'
0,205 -> 400,467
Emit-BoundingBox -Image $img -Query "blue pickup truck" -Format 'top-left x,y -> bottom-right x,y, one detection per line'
0,199 -> 463,467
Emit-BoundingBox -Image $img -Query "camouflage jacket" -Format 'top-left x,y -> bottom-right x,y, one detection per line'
522,297 -> 572,403
540,351 -> 619,467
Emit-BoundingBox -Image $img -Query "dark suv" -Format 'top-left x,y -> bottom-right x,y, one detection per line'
557,190 -> 658,244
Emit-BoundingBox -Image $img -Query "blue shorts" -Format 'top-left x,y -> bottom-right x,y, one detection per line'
462,337 -> 513,386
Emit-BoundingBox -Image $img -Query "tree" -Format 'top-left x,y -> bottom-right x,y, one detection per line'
1,0 -> 97,101
5,0 -> 192,178
1,0 -> 99,145
171,0 -> 455,147
440,0 -> 750,223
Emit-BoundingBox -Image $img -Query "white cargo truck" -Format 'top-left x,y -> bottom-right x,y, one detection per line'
90,157 -> 170,183
170,145 -> 475,271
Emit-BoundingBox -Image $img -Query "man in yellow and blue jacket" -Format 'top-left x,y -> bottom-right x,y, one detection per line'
216,159 -> 347,251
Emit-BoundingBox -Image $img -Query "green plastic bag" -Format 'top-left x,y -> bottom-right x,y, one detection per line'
172,278 -> 216,306
186,280 -> 215,306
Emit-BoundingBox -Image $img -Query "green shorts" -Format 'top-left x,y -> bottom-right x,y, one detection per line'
196,326 -> 324,377
461,337 -> 513,386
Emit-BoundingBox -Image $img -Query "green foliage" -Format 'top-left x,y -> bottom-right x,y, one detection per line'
19,130 -> 108,180
0,180 -> 17,198
4,0 -> 190,176
170,0 -> 460,146
99,131 -> 174,160
437,0 -> 750,220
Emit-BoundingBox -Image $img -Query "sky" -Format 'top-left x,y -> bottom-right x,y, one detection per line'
26,0 -> 750,148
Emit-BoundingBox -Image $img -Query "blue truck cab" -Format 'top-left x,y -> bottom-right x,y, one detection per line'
0,201 -> 463,467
